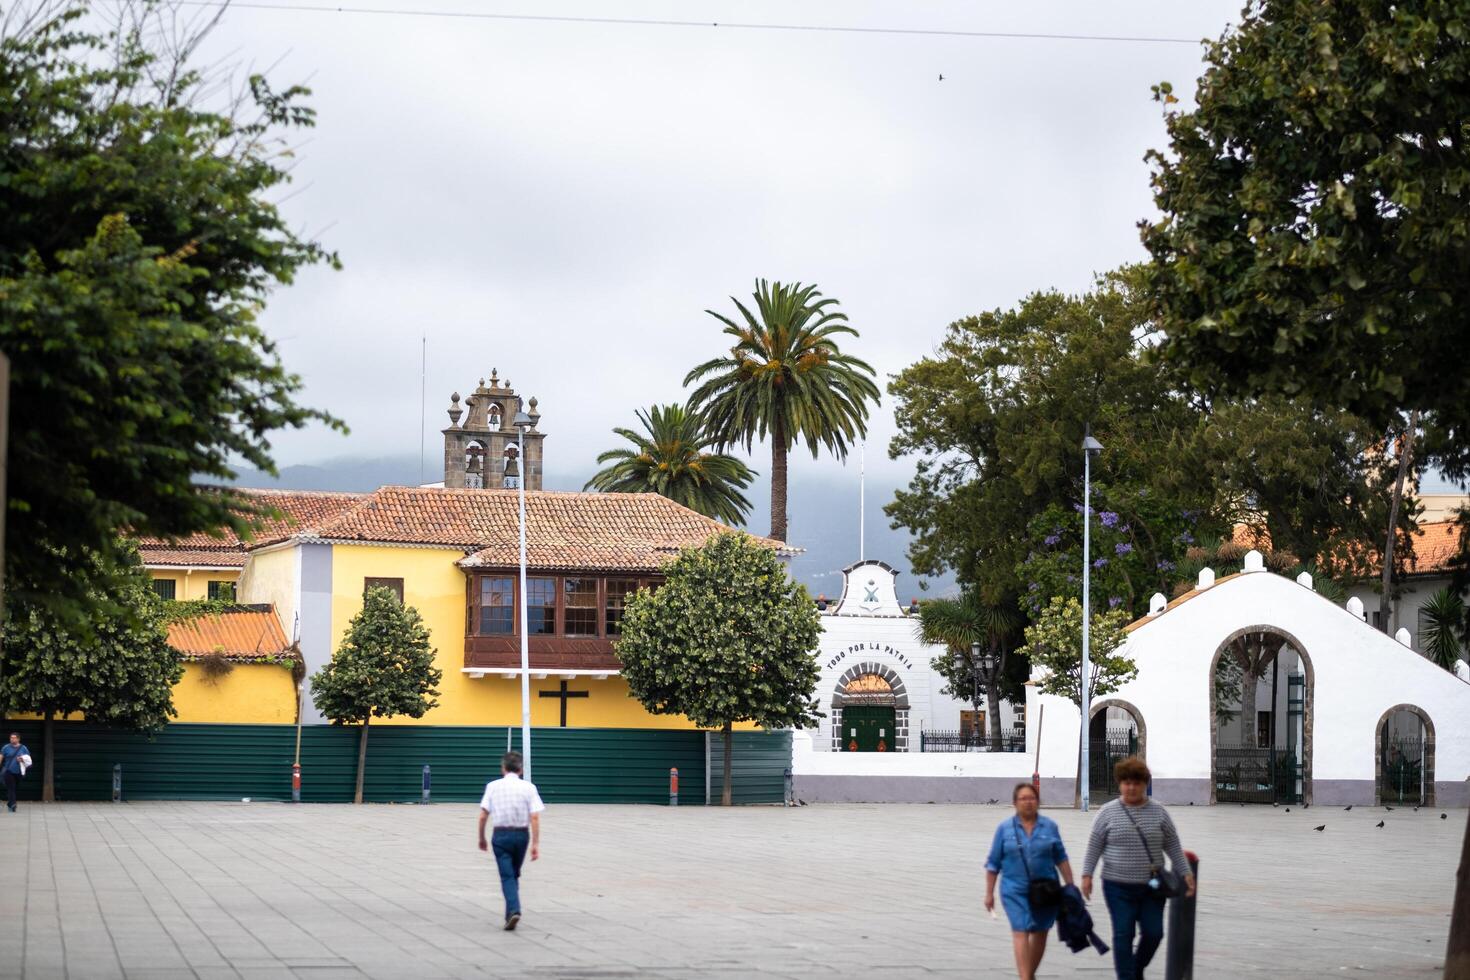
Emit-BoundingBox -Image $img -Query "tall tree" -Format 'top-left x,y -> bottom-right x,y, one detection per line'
886,271 -> 1208,600
310,588 -> 441,804
1419,586 -> 1466,672
685,279 -> 879,543
0,544 -> 181,801
1138,4 -> 1470,965
584,404 -> 756,525
0,3 -> 340,623
615,533 -> 822,804
1016,596 -> 1135,807
915,591 -> 1020,752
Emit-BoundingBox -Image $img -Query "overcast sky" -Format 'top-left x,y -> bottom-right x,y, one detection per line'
185,0 -> 1250,486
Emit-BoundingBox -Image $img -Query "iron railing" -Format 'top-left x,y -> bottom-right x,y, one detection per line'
1214,743 -> 1302,804
920,728 -> 1026,752
1089,730 -> 1139,802
1380,736 -> 1425,804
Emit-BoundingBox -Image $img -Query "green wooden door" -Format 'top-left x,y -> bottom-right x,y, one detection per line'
841,706 -> 897,752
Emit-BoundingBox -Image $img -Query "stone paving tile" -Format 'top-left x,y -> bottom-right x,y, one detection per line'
0,802 -> 1461,978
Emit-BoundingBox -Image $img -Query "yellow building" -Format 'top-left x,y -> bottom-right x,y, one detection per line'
140,485 -> 789,729
165,607 -> 299,724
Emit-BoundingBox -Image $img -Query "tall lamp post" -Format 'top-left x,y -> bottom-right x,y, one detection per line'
972,642 -> 995,751
1080,430 -> 1104,811
512,407 -> 534,779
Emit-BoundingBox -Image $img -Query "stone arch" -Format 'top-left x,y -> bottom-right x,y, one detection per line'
1374,704 -> 1435,807
1207,625 -> 1315,805
1089,698 -> 1147,763
830,661 -> 910,753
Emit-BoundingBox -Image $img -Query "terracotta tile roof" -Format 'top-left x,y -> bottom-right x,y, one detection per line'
294,486 -> 789,573
137,490 -> 366,566
1227,519 -> 1463,577
167,606 -> 292,660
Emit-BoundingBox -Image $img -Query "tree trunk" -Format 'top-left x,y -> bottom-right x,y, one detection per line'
721,720 -> 733,807
1240,659 -> 1260,747
42,709 -> 54,803
1381,411 -> 1420,633
986,675 -> 1004,753
354,717 -> 370,805
770,418 -> 788,543
1447,810 -> 1470,979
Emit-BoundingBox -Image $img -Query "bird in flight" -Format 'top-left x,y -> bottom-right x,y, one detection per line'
1313,825 -> 1325,832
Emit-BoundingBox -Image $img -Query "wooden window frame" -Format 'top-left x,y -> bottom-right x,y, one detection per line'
364,577 -> 405,603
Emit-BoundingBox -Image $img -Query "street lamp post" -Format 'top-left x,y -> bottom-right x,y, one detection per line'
1080,430 -> 1104,811
513,408 -> 534,779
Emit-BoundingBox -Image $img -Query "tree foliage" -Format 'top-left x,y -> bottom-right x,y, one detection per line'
311,589 -> 441,726
1419,585 -> 1466,671
615,533 -> 822,803
584,403 -> 756,525
0,3 -> 340,618
311,588 -> 440,803
1016,596 -> 1135,710
915,591 -> 1024,751
685,279 -> 880,542
1141,0 -> 1470,482
1,542 -> 181,799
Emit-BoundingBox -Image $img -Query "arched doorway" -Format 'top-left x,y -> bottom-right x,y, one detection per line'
1376,705 -> 1435,806
831,662 -> 910,752
1088,699 -> 1146,805
1208,626 -> 1314,805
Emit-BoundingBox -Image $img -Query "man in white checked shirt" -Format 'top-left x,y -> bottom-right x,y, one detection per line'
477,751 -> 545,930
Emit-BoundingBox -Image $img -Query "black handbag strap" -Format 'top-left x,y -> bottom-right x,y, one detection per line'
1119,803 -> 1161,871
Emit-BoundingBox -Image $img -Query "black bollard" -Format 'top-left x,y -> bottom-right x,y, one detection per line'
111,764 -> 122,803
421,764 -> 431,805
1164,850 -> 1200,980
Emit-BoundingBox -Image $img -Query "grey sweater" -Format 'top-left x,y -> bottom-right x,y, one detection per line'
1081,799 -> 1189,884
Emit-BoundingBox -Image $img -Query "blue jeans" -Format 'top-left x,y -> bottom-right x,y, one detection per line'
1103,879 -> 1167,979
491,828 -> 530,918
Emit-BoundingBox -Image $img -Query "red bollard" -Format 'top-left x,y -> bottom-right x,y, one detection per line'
292,763 -> 301,804
669,767 -> 679,806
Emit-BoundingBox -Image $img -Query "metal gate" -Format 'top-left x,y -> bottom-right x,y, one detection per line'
1089,729 -> 1138,804
1214,744 -> 1301,804
1379,735 -> 1425,805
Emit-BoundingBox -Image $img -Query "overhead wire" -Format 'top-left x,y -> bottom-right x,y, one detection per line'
161,1 -> 1205,46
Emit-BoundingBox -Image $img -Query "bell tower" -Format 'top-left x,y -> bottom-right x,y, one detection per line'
441,369 -> 545,490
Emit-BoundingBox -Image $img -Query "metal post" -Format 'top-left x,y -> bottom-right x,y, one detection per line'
705,731 -> 712,806
1080,441 -> 1092,811
292,762 -> 301,803
1164,851 -> 1200,980
669,767 -> 678,806
516,421 -> 532,781
111,764 -> 122,803
421,764 -> 431,805
783,767 -> 794,807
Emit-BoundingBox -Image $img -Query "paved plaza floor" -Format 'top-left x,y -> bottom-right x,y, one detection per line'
0,800 -> 1460,979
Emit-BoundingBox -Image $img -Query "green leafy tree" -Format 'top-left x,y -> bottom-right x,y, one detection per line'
1016,596 -> 1134,806
915,592 -> 1022,751
685,279 -> 880,543
0,3 -> 340,624
584,404 -> 757,525
1419,586 -> 1466,672
310,588 -> 441,804
615,533 -> 822,804
0,544 -> 181,801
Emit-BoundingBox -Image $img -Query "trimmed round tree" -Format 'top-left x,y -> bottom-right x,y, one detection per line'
310,588 -> 442,803
616,533 -> 822,805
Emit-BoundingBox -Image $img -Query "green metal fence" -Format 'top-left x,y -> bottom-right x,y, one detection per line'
0,722 -> 792,805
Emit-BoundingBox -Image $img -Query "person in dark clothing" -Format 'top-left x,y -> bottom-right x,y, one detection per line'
2,733 -> 31,813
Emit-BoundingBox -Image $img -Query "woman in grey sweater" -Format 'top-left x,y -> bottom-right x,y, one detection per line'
1081,757 -> 1195,980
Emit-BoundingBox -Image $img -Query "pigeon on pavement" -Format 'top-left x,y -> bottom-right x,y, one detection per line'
1344,805 -> 1353,811
1376,820 -> 1386,828
1313,825 -> 1325,832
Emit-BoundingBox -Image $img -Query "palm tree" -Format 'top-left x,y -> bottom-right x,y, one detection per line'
684,279 -> 880,543
916,591 -> 1019,752
1419,586 -> 1465,672
584,404 -> 756,526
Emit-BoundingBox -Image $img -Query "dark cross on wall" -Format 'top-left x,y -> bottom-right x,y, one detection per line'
539,679 -> 589,727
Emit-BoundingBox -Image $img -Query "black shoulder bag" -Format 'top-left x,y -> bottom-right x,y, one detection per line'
1012,818 -> 1062,910
1119,804 -> 1184,898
